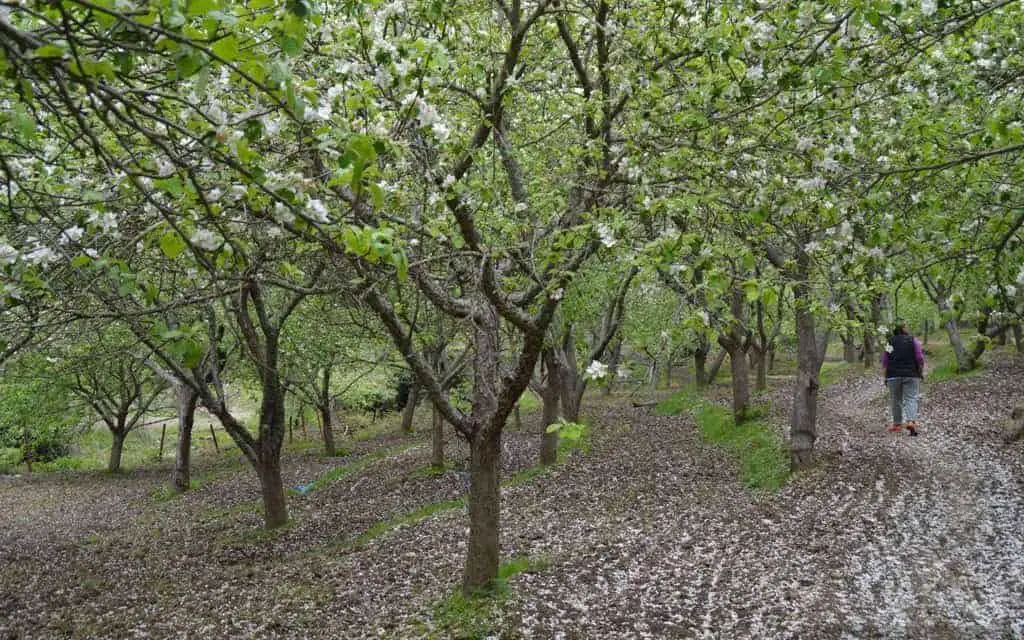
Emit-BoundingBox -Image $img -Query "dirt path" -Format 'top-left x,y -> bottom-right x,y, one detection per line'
1,356 -> 1022,638
492,358 -> 1024,638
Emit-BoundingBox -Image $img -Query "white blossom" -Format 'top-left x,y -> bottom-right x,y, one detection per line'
307,199 -> 330,223
585,360 -> 609,380
597,223 -> 617,248
550,287 -> 564,301
0,244 -> 18,265
59,226 -> 84,244
442,174 -> 456,189
191,229 -> 222,251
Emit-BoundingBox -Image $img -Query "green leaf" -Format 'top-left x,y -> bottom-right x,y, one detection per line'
211,35 -> 240,61
187,0 -> 218,16
154,177 -> 184,196
33,44 -> 66,59
159,232 -> 187,259
743,279 -> 759,302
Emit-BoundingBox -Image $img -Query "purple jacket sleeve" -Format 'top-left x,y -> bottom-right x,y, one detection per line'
914,338 -> 925,368
881,349 -> 889,370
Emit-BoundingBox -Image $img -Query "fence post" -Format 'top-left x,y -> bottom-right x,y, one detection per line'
158,423 -> 167,458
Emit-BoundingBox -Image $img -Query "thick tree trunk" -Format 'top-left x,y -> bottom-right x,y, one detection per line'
767,345 -> 776,373
463,430 -> 501,594
539,383 -> 561,466
319,403 -> 336,457
843,334 -> 858,363
172,385 -> 199,492
255,365 -> 289,529
257,455 -> 288,528
729,349 -> 750,423
719,288 -> 750,423
108,429 -> 126,473
694,348 -> 708,388
431,406 -> 445,470
750,348 -> 768,391
790,284 -> 822,470
1013,324 -> 1022,353
401,384 -> 419,434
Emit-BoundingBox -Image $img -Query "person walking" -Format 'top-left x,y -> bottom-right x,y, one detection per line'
882,320 -> 925,436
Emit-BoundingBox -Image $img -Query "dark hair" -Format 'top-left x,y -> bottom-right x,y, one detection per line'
892,321 -> 908,336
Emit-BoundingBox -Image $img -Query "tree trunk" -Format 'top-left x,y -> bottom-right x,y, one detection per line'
401,384 -> 420,434
319,368 -> 337,456
941,303 -> 973,372
431,406 -> 445,469
729,349 -> 750,423
108,429 -> 126,473
790,282 -> 822,470
255,364 -> 289,529
750,348 -> 768,391
257,455 -> 288,528
172,385 -> 199,492
706,349 -> 726,385
694,349 -> 707,388
843,333 -> 858,363
603,338 -> 622,396
463,430 -> 501,594
862,294 -> 883,369
319,403 -> 336,457
1013,324 -> 1022,353
767,345 -> 776,372
539,383 -> 561,466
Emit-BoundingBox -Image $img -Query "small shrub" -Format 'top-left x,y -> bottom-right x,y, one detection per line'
0,447 -> 21,474
35,456 -> 87,473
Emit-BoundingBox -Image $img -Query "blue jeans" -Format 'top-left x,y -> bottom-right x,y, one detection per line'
887,377 -> 920,424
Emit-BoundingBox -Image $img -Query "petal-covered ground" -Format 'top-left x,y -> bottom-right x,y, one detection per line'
1,353 -> 1022,639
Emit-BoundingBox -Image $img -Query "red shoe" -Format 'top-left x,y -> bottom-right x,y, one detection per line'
905,421 -> 918,436
888,423 -> 904,433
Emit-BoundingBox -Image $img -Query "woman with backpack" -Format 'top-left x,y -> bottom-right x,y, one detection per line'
882,320 -> 925,436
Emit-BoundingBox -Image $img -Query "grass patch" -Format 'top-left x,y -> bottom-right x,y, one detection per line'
418,555 -> 550,639
301,442 -> 419,494
346,497 -> 466,549
819,361 -> 857,386
694,405 -> 789,491
658,389 -> 789,491
411,462 -> 455,478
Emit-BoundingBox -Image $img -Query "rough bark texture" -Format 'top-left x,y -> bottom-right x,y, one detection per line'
790,283 -> 823,470
172,385 -> 199,492
751,349 -> 767,391
319,368 -> 337,457
257,454 -> 288,529
401,384 -> 420,434
843,334 -> 859,363
108,429 -> 126,474
1014,324 -> 1023,354
464,431 -> 501,592
431,406 -> 445,470
718,288 -> 750,423
694,347 -> 708,388
539,378 -> 561,467
319,403 -> 336,457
